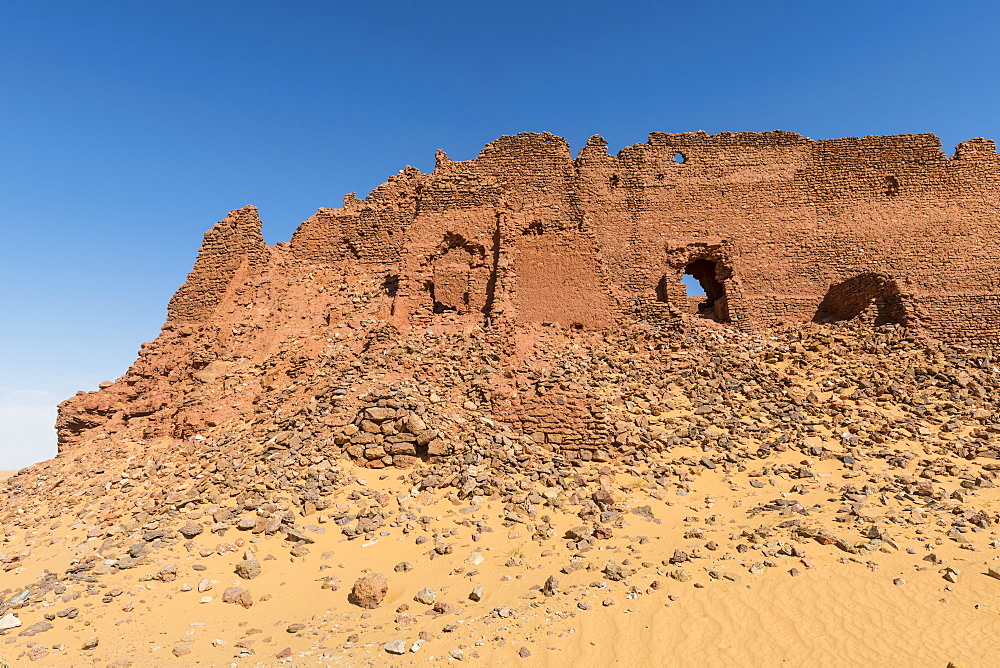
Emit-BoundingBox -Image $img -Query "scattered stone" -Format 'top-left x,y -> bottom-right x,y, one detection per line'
603,562 -> 625,581
235,551 -> 262,580
18,621 -> 53,637
179,522 -> 203,539
0,613 -> 21,631
384,639 -> 407,654
351,572 -> 388,609
414,587 -> 437,605
222,586 -> 253,608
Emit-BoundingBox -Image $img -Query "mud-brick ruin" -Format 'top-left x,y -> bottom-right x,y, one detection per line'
56,131 -> 1000,468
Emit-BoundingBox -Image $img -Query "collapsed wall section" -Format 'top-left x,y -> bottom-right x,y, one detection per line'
167,206 -> 271,324
57,129 -> 1000,462
169,132 -> 1000,344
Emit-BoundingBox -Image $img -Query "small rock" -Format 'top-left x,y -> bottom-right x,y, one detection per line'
669,569 -> 692,582
414,587 -> 437,605
18,621 -> 53,637
82,636 -> 99,650
384,639 -> 407,655
172,645 -> 191,657
519,647 -> 531,658
222,586 -> 253,608
603,562 -> 625,582
235,551 -> 262,580
351,572 -> 388,609
179,522 -> 203,539
469,585 -> 484,602
0,613 -> 21,631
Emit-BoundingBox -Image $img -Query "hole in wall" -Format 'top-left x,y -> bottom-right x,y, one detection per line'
383,274 -> 399,297
684,260 -> 724,312
654,260 -> 731,322
522,221 -> 544,236
674,153 -> 686,164
682,259 -> 729,322
570,322 -> 584,330
681,273 -> 705,298
655,173 -> 665,181
609,174 -> 620,188
885,175 -> 900,197
813,273 -> 909,326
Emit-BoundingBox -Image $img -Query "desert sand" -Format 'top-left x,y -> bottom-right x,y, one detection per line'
0,470 -> 17,480
1,425 -> 999,666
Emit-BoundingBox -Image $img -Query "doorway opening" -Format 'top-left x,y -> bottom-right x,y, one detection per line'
683,259 -> 729,321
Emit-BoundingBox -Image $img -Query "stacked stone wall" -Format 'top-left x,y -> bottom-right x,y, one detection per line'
179,131 -> 1000,347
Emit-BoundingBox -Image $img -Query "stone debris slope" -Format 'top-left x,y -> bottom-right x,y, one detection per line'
3,322 -> 1000,665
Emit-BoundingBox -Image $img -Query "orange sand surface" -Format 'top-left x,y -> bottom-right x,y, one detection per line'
2,451 -> 999,666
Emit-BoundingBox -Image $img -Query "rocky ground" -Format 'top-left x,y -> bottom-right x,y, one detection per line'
4,321 -> 1000,666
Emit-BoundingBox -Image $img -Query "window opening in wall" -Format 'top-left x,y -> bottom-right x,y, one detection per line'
681,274 -> 705,298
674,152 -> 686,164
609,174 -> 620,188
683,259 -> 729,322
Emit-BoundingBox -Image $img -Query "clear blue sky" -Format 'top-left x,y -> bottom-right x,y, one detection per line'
2,0 -> 998,468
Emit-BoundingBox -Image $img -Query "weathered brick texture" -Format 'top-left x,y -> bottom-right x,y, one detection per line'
168,130 -> 1000,344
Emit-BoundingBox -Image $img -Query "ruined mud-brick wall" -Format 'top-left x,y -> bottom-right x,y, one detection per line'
57,130 -> 1000,465
283,130 -> 1000,344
